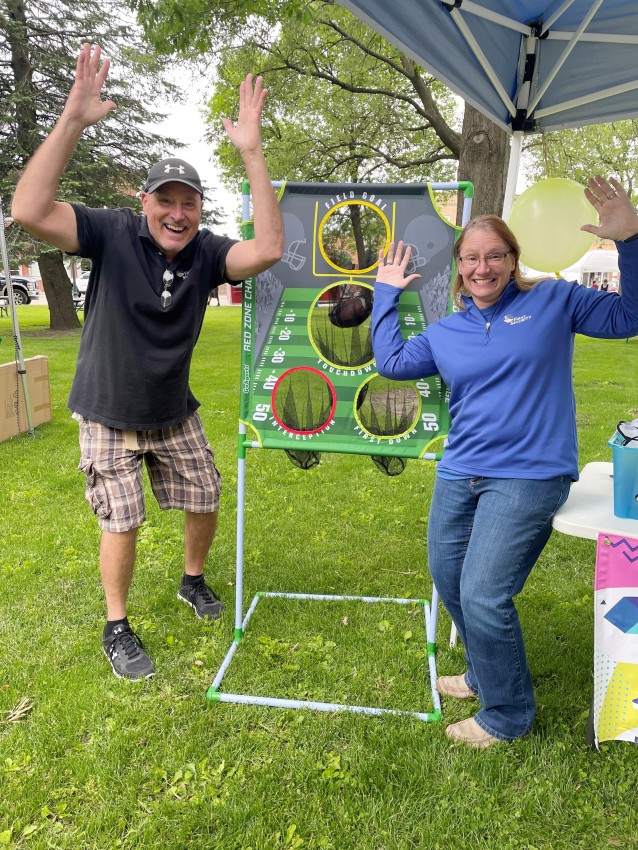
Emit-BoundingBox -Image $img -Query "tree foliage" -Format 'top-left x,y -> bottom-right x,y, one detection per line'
0,0 -> 181,328
524,122 -> 638,205
132,0 -> 510,219
207,27 -> 460,189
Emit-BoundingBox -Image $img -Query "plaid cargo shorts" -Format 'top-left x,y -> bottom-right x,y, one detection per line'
77,411 -> 221,532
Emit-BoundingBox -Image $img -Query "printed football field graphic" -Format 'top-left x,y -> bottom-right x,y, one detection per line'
240,182 -> 464,462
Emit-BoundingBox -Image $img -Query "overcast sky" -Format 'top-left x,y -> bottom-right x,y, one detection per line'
156,76 -> 242,238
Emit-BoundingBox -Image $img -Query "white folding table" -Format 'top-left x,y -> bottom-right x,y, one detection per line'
552,462 -> 638,541
552,461 -> 638,745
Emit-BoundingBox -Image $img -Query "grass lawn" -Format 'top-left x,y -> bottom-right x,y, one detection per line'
1,305 -> 637,850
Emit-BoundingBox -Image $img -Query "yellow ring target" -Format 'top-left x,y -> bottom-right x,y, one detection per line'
318,199 -> 391,275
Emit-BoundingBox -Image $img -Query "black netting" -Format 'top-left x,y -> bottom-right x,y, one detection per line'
311,285 -> 374,368
285,450 -> 321,469
357,380 -> 419,438
277,371 -> 333,433
371,455 -> 407,476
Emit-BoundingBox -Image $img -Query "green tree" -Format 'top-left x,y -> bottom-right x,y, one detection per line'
524,122 -> 638,205
0,0 -> 181,329
132,0 -> 509,220
209,40 -> 458,185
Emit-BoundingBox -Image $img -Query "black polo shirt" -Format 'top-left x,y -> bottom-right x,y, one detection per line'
68,205 -> 237,430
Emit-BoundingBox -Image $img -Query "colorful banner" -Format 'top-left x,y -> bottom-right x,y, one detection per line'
594,532 -> 638,744
240,182 -> 464,462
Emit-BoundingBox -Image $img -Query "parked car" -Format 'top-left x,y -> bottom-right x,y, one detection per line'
2,275 -> 40,305
75,270 -> 91,296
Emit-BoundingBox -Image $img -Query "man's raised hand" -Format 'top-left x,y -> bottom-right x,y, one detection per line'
222,74 -> 267,156
62,44 -> 116,130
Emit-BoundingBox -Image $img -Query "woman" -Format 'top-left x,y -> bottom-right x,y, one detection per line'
372,176 -> 638,747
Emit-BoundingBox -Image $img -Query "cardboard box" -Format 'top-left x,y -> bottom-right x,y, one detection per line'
0,355 -> 52,441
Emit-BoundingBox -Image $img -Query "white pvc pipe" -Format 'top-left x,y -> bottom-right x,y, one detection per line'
461,195 -> 473,227
262,591 -> 426,605
212,692 -> 436,722
235,428 -> 247,633
211,636 -> 241,690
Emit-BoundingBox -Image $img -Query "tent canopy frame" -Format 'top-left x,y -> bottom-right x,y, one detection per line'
337,0 -> 638,216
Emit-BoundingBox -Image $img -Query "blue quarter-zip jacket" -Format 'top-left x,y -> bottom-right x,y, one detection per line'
372,239 -> 638,481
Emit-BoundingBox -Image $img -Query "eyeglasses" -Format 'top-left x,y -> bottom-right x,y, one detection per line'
161,269 -> 174,309
458,251 -> 512,268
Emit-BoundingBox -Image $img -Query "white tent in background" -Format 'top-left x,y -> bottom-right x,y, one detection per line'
561,249 -> 619,285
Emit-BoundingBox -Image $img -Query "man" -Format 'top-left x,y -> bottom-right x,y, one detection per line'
12,44 -> 284,681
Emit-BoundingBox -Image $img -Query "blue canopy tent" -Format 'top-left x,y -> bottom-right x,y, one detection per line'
336,1 -> 638,216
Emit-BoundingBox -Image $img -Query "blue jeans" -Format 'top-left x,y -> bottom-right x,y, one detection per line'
428,475 -> 571,740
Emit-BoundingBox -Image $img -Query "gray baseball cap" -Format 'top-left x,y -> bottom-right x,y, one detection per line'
144,158 -> 203,196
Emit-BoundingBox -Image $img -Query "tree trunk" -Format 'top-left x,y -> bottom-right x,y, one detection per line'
7,0 -> 39,161
6,2 -> 81,328
349,204 -> 367,268
457,103 -> 510,223
38,250 -> 81,330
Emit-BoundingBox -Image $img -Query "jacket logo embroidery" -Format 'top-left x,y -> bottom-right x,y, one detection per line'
503,314 -> 531,325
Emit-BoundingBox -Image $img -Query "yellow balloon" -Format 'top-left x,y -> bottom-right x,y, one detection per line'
507,178 -> 598,272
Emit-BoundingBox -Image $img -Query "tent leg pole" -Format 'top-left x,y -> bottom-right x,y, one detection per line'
0,200 -> 35,436
502,131 -> 523,222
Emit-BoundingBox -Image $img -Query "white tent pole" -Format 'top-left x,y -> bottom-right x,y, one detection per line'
527,0 -> 604,116
541,0 -> 578,34
502,132 -> 523,221
548,31 -> 638,45
448,7 -> 517,118
441,0 -> 531,35
536,79 -> 638,119
0,199 -> 35,436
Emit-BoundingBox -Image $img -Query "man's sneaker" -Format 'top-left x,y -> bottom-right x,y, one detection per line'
177,577 -> 225,620
102,623 -> 155,680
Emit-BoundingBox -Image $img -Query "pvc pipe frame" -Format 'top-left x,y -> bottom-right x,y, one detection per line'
210,181 -> 475,723
209,592 -> 441,723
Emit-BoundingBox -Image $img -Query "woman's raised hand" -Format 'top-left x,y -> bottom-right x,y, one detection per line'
376,241 -> 421,290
